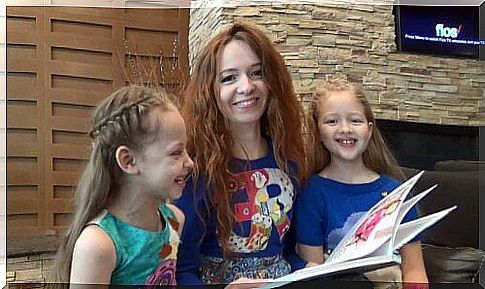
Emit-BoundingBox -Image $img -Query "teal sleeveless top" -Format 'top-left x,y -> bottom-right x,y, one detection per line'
88,203 -> 179,285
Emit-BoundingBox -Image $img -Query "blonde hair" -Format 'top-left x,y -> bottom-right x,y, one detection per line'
307,78 -> 404,180
182,21 -> 308,256
53,85 -> 176,283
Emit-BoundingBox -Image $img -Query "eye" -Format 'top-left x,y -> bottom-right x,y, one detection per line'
221,74 -> 237,84
351,117 -> 366,124
171,149 -> 183,156
250,69 -> 263,79
323,118 -> 337,125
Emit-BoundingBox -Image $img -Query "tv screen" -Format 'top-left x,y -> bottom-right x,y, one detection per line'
395,5 -> 481,59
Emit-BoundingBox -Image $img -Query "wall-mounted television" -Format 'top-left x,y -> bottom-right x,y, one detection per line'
394,4 -> 483,59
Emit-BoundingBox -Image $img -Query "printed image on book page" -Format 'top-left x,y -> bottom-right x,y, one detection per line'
329,195 -> 402,264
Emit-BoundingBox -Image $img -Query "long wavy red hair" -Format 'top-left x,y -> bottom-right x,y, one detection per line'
182,22 -> 308,256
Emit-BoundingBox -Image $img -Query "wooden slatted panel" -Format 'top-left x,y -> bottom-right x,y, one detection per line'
6,6 -> 189,238
46,8 -> 119,229
6,7 -> 46,237
121,9 -> 189,97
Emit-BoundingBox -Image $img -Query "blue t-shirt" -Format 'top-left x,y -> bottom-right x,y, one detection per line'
174,141 -> 305,285
89,203 -> 179,285
295,174 -> 419,254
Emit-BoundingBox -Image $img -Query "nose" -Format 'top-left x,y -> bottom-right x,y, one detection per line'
339,120 -> 351,133
183,152 -> 194,170
236,74 -> 255,95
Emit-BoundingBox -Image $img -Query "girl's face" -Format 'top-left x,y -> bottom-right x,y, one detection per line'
317,90 -> 373,164
135,107 -> 193,201
216,40 -> 269,128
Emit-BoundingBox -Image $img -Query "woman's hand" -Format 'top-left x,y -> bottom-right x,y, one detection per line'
305,261 -> 320,268
224,277 -> 272,289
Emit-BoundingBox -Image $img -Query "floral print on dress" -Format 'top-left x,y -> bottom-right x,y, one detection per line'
145,212 -> 180,287
145,258 -> 176,287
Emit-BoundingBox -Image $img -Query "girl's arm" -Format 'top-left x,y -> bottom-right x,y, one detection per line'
296,243 -> 324,265
400,241 -> 429,288
282,217 -> 309,271
70,225 -> 116,286
293,177 -> 327,268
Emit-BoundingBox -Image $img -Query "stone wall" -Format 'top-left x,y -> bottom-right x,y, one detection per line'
6,252 -> 55,284
188,5 -> 225,69
188,2 -> 484,126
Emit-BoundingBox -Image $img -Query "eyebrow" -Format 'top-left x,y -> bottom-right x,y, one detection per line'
321,112 -> 366,117
166,141 -> 184,151
219,63 -> 262,75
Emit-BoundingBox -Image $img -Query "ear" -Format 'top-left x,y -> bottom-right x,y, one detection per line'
368,121 -> 374,134
115,145 -> 139,175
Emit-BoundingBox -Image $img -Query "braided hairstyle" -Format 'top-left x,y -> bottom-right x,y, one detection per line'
53,85 -> 176,283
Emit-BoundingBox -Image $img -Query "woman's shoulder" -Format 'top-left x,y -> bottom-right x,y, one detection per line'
172,176 -> 213,223
175,176 -> 209,204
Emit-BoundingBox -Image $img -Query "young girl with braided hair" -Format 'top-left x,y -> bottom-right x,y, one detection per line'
53,85 -> 193,286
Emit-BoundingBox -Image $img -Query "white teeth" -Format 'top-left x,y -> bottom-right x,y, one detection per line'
176,173 -> 190,184
340,139 -> 355,144
239,100 -> 252,106
234,98 -> 256,107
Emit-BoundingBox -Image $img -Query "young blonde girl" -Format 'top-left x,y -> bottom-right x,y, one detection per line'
295,79 -> 428,289
53,85 -> 193,286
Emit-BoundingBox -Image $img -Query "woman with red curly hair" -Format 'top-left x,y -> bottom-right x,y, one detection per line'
174,22 -> 310,286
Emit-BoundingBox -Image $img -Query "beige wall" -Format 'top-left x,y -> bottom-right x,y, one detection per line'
189,3 -> 484,126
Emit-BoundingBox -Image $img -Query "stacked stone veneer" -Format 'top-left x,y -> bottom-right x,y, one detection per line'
189,3 -> 484,126
6,252 -> 55,284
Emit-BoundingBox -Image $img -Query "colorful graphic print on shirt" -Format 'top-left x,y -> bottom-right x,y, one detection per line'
145,258 -> 176,287
228,168 -> 294,253
145,215 -> 180,287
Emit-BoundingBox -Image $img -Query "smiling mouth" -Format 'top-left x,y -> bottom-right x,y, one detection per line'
233,97 -> 259,108
337,139 -> 356,145
175,171 -> 192,185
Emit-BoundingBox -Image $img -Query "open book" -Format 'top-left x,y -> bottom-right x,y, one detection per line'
261,171 -> 456,289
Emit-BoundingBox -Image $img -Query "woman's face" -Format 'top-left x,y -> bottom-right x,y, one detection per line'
216,40 -> 269,128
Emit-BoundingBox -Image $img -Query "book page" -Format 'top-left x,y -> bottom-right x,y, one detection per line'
397,185 -> 437,222
259,172 -> 455,289
389,185 -> 438,250
325,171 -> 424,264
260,255 -> 401,289
393,206 -> 457,250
